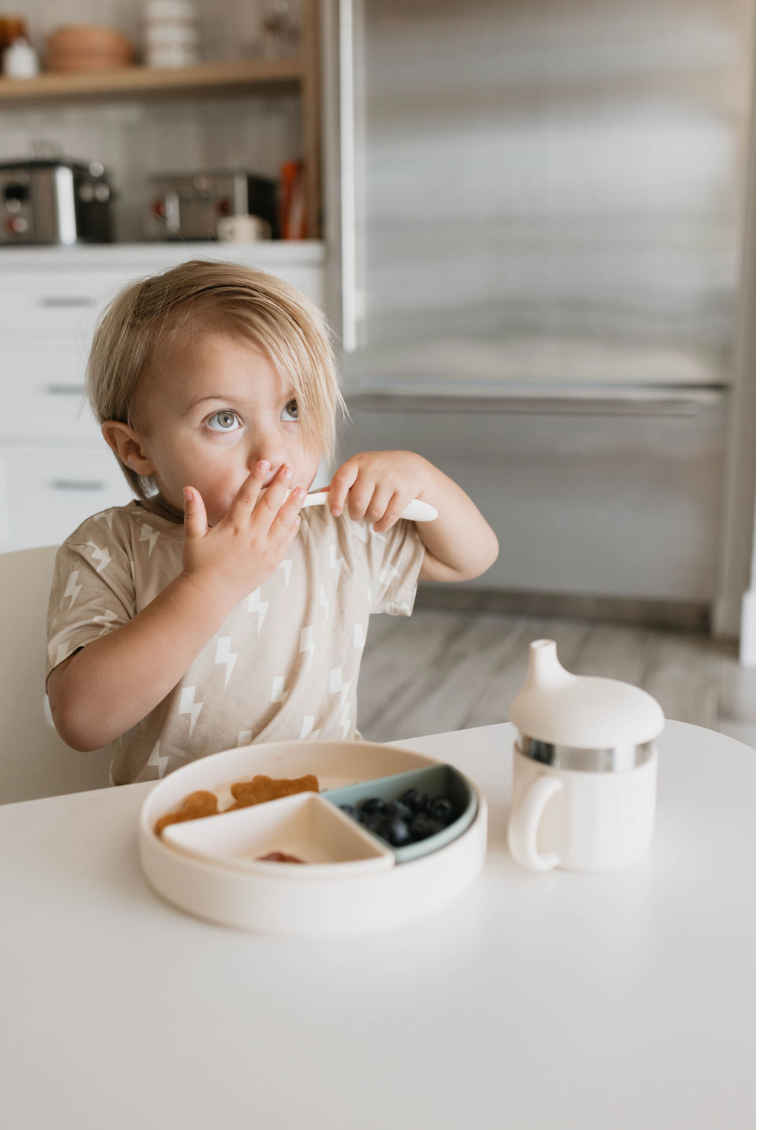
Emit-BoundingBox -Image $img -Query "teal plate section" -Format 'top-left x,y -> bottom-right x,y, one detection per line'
323,764 -> 477,864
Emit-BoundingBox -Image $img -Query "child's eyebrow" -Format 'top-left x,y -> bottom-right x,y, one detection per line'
184,393 -> 238,412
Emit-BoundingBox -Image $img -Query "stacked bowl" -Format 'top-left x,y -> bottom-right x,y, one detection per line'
143,0 -> 200,69
45,25 -> 135,72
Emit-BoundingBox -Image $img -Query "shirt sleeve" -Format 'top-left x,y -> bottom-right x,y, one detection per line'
357,516 -> 426,617
46,527 -> 136,679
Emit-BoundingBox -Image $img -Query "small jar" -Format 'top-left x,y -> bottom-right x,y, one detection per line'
3,36 -> 39,78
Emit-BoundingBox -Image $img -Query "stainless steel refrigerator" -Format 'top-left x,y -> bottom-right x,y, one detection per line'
323,0 -> 754,619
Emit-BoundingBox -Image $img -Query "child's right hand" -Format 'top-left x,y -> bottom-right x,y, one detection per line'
180,461 -> 305,609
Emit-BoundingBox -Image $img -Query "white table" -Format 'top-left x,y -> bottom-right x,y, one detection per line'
0,721 -> 754,1130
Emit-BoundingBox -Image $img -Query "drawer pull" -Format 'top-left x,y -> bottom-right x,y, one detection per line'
44,384 -> 85,395
51,479 -> 107,492
39,296 -> 94,308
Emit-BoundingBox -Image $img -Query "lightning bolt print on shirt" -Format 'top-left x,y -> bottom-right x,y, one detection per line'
46,501 -> 426,784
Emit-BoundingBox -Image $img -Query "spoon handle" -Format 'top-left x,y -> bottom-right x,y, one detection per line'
301,491 -> 438,522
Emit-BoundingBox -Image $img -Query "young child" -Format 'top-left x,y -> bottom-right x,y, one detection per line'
46,260 -> 498,784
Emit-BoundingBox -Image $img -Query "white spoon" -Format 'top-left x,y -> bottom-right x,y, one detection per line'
299,490 -> 438,522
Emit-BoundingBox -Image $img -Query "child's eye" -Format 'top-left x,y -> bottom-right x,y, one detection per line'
206,410 -> 242,432
281,398 -> 299,422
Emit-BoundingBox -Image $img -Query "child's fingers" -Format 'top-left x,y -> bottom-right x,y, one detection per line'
182,486 -> 208,538
227,462 -> 269,525
365,484 -> 394,527
255,464 -> 293,523
371,490 -> 406,533
346,477 -> 376,521
280,512 -> 302,551
272,484 -> 306,534
327,462 -> 359,516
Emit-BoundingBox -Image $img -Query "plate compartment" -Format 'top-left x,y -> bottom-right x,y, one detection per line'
162,791 -> 395,876
323,764 -> 478,863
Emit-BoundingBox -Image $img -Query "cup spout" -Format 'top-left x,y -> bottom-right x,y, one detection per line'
524,639 -> 576,692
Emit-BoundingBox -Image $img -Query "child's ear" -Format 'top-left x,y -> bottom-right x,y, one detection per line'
101,421 -> 156,477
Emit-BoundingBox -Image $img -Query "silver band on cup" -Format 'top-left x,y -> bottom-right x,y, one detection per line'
516,733 -> 656,773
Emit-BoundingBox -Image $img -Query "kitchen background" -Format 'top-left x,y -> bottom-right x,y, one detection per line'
0,0 -> 754,746
0,0 -> 304,241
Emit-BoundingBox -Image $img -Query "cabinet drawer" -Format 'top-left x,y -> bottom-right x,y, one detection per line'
0,271 -> 127,336
0,259 -> 326,334
0,342 -> 101,441
0,446 -> 135,551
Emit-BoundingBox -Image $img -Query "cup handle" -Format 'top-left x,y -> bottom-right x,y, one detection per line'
508,774 -> 564,871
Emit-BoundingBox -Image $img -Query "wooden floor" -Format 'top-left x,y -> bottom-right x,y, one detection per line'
357,609 -> 756,749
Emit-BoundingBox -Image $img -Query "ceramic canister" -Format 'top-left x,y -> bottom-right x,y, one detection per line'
507,639 -> 665,872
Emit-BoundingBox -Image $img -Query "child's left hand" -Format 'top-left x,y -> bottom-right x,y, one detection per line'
326,450 -> 433,533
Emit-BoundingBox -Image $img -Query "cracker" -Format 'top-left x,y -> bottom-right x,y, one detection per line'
227,773 -> 319,810
154,790 -> 219,836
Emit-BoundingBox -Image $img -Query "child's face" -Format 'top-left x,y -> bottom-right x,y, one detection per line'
131,330 -> 321,525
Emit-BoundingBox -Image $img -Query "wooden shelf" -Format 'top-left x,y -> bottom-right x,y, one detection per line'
0,57 -> 303,105
0,0 -> 321,237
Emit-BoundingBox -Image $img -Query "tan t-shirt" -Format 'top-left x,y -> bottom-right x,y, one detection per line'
46,501 -> 425,785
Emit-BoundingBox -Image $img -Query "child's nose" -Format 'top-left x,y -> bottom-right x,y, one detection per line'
249,434 -> 286,478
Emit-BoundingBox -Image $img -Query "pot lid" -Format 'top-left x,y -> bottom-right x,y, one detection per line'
509,639 -> 665,749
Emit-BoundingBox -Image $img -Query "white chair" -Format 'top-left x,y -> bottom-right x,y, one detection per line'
0,545 -> 112,804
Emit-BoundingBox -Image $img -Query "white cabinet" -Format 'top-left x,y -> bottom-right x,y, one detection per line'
1,342 -> 98,442
0,242 -> 326,551
0,274 -> 125,334
0,447 -> 134,549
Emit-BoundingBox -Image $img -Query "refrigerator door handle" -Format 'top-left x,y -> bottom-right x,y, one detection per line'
344,391 -> 724,418
339,0 -> 357,353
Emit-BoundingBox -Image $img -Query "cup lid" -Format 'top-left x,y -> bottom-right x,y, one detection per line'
508,639 -> 665,749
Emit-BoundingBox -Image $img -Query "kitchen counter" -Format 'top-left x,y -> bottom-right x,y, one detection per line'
0,239 -> 325,269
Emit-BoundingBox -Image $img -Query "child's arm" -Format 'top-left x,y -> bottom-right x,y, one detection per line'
47,463 -> 305,752
326,450 -> 499,583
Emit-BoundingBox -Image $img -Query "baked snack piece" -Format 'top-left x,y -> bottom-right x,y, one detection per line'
154,774 -> 319,836
154,790 -> 219,836
227,774 -> 319,810
256,851 -> 307,864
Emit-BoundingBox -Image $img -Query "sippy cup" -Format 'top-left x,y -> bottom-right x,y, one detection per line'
507,639 -> 665,872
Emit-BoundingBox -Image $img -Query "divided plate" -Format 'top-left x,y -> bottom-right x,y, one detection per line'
139,739 -> 487,936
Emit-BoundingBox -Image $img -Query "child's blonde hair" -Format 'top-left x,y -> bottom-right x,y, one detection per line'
86,259 -> 344,500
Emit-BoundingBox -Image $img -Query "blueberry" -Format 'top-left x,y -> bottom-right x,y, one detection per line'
410,815 -> 445,841
377,816 -> 412,847
400,787 -> 428,815
359,812 -> 384,833
339,803 -> 360,821
428,796 -> 455,824
360,796 -> 387,816
385,799 -> 413,822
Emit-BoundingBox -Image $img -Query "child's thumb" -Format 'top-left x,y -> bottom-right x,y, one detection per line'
183,487 -> 207,537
